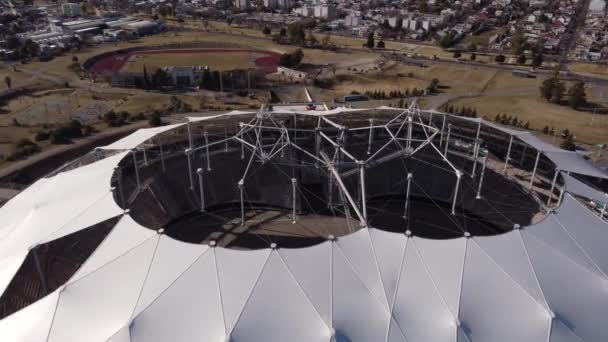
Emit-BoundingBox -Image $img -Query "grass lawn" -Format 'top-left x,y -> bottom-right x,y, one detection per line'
447,95 -> 608,144
569,62 -> 608,79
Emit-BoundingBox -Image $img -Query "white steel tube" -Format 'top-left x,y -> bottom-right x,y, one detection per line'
406,116 -> 413,153
547,170 -> 559,206
503,135 -> 513,173
143,143 -> 148,166
187,120 -> 193,149
359,161 -> 368,225
241,141 -> 245,160
367,119 -> 374,155
159,140 -> 166,173
440,115 -> 446,147
186,149 -> 194,190
204,131 -> 212,171
471,139 -> 480,178
601,202 -> 606,219
476,157 -> 487,199
444,124 -> 452,157
529,151 -> 541,190
239,180 -> 245,226
224,129 -> 229,152
403,173 -> 413,219
197,168 -> 205,212
557,188 -> 565,206
328,173 -> 334,209
291,178 -> 297,224
451,171 -> 462,215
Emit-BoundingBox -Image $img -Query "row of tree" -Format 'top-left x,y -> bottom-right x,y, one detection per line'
444,105 -> 479,118
493,114 -> 530,129
362,88 -> 426,99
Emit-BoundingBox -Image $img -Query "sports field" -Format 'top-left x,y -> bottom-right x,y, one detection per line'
89,48 -> 281,75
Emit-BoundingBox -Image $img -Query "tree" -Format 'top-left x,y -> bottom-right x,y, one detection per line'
279,28 -> 287,37
550,79 -> 565,103
516,54 -> 526,65
560,134 -> 576,151
468,42 -> 477,52
143,65 -> 150,90
262,26 -> 271,35
470,53 -> 476,61
152,68 -> 172,89
366,32 -> 375,49
307,33 -> 318,46
287,22 -> 306,45
567,81 -> 586,109
427,78 -> 440,93
376,40 -> 385,49
453,51 -> 461,58
511,30 -> 526,55
4,76 -> 11,89
279,49 -> 304,67
532,53 -> 543,67
148,111 -> 163,127
494,54 -> 506,63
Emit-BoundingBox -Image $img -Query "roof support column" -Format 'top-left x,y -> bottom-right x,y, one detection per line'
142,142 -> 148,166
444,124 -> 452,157
428,111 -> 433,126
291,178 -> 297,224
476,157 -> 487,199
132,150 -> 140,192
185,148 -> 193,190
315,127 -> 321,167
471,139 -> 481,178
241,140 -> 245,160
503,135 -> 513,174
600,202 -> 606,219
547,170 -> 559,206
204,131 -> 212,171
224,128 -> 229,152
367,119 -> 374,155
197,168 -> 205,212
406,115 -> 413,154
520,144 -> 527,164
451,171 -> 462,215
187,120 -> 193,150
238,179 -> 245,226
159,139 -> 166,173
529,151 -> 541,190
557,188 -> 565,206
440,115 -> 446,147
358,161 -> 368,226
403,173 -> 413,219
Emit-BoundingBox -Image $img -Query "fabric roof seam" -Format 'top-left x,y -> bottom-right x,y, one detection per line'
211,248 -> 229,337
566,193 -> 608,225
410,238 -> 462,320
125,242 -> 211,322
515,229 -> 551,309
335,240 -> 390,311
364,229 -> 392,308
37,191 -> 120,245
225,248 -> 273,337
520,232 -> 598,342
276,249 -> 331,331
470,237 -> 551,312
385,238 -> 410,342
42,287 -> 63,342
123,237 -> 161,328
66,234 -> 159,288
552,208 -> 608,279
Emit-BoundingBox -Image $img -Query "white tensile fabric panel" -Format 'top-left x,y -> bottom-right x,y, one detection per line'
526,214 -> 603,277
0,290 -> 60,342
0,177 -> 51,240
130,248 -> 226,342
107,327 -> 131,342
523,232 -> 608,341
215,247 -> 271,335
549,319 -> 584,342
545,151 -> 608,179
131,235 -> 208,317
554,195 -> 608,275
392,239 -> 457,342
413,237 -> 466,316
459,240 -> 550,342
68,214 -> 156,284
562,173 -> 607,203
101,123 -> 185,150
0,152 -> 127,259
368,229 -> 408,307
336,229 -> 388,308
187,111 -> 255,122
387,318 -> 408,342
38,191 -> 122,244
0,251 -> 28,298
231,251 -> 330,342
332,241 -> 391,342
517,132 -> 563,152
475,230 -> 548,309
48,237 -> 158,342
279,241 -> 331,326
480,119 -> 528,136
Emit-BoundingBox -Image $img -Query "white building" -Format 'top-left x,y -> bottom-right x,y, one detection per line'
234,0 -> 249,9
62,3 -> 81,18
313,5 -> 336,19
345,14 -> 360,27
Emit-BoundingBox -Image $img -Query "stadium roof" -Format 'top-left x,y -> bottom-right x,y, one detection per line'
0,107 -> 607,341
